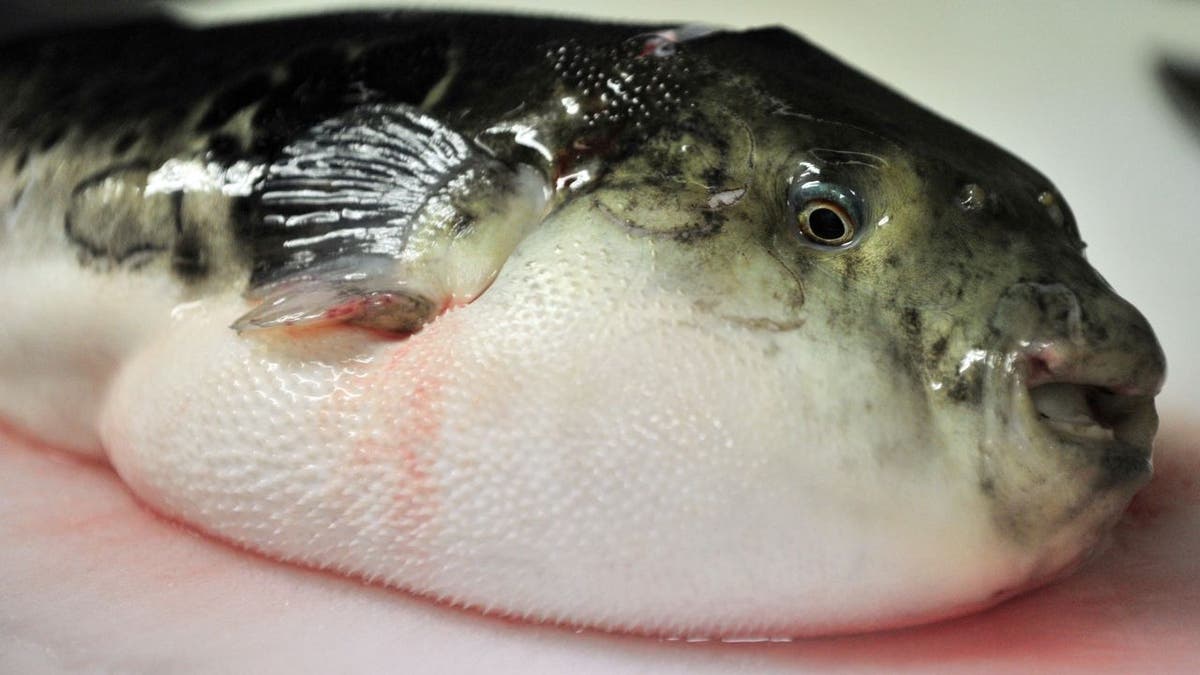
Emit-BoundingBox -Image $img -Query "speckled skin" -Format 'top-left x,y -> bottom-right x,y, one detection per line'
0,13 -> 1166,637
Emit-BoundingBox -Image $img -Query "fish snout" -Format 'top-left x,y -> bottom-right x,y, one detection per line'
992,281 -> 1166,473
1003,281 -> 1166,395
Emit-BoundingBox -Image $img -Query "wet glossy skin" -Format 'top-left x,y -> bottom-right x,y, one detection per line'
0,12 -> 1167,638
578,30 -> 1165,551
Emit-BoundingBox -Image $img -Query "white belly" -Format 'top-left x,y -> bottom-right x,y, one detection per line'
0,222 -> 1059,638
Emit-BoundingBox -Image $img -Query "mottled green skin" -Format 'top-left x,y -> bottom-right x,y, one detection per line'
536,29 -> 1166,544
0,14 -> 1165,548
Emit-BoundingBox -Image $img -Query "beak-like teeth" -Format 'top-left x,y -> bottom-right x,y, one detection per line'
1028,381 -> 1157,451
1027,381 -> 1156,454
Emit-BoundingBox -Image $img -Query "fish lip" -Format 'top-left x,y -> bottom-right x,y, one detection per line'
1020,355 -> 1159,485
1023,347 -> 1165,398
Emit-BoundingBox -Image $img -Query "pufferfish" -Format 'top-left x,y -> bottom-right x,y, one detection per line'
0,12 -> 1165,638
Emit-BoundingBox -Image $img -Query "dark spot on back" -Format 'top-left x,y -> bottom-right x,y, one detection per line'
229,195 -> 260,249
451,211 -> 476,235
640,132 -> 685,179
251,46 -> 356,155
356,33 -> 451,106
840,256 -> 860,283
929,335 -> 948,363
901,307 -> 922,339
206,132 -> 244,161
14,148 -> 29,173
172,230 -> 208,279
678,209 -> 724,241
196,71 -> 272,132
112,130 -> 139,155
702,166 -> 726,188
39,124 -> 66,151
948,372 -> 983,405
1034,291 -> 1050,314
979,475 -> 996,497
64,161 -> 175,267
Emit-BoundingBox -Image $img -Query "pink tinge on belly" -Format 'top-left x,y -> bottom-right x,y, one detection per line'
323,311 -> 463,562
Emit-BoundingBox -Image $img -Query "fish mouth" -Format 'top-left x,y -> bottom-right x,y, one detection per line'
1024,359 -> 1159,486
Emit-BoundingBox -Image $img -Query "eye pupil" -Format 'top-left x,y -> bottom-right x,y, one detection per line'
808,207 -> 847,241
788,181 -> 862,248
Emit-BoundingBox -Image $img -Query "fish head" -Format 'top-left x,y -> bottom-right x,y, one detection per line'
497,25 -> 1168,622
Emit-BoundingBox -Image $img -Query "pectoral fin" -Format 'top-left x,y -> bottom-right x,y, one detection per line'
238,103 -> 548,335
231,257 -> 439,334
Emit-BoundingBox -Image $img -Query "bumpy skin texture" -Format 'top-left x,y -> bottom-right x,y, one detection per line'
0,13 -> 1166,637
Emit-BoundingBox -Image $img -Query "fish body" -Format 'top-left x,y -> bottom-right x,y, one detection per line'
0,12 -> 1166,638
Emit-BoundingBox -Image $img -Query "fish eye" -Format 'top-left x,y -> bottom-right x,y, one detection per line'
789,181 -> 864,249
797,201 -> 854,246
